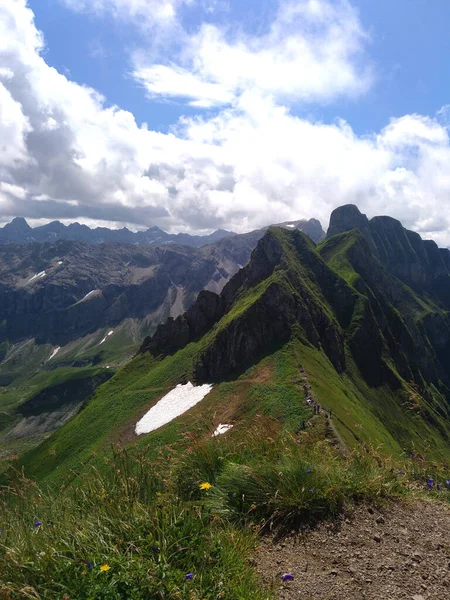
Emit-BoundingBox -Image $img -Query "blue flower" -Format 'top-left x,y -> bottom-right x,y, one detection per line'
437,483 -> 441,491
397,470 -> 404,475
34,520 -> 42,528
86,561 -> 93,569
281,573 -> 294,581
186,573 -> 194,580
446,479 -> 450,486
306,469 -> 311,474
427,482 -> 433,490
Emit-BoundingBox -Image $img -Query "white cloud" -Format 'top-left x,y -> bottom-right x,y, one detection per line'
60,0 -> 190,27
133,0 -> 372,108
133,64 -> 235,108
2,0 -> 450,246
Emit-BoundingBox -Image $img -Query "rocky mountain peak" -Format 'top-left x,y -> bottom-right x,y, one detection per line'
4,216 -> 31,232
327,204 -> 370,239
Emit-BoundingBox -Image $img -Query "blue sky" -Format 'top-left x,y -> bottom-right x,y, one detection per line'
28,0 -> 450,134
2,0 -> 450,243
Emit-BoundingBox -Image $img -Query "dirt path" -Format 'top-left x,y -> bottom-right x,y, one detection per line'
255,500 -> 450,600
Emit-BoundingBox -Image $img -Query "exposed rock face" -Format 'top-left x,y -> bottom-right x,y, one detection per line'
0,234 -> 257,346
327,205 -> 450,305
142,228 -> 353,381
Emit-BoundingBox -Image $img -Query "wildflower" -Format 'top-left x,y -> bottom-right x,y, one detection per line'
34,520 -> 42,528
281,573 -> 294,581
397,470 -> 404,475
199,482 -> 212,490
186,573 -> 194,580
437,483 -> 441,491
427,478 -> 434,490
446,479 -> 450,486
306,469 -> 311,474
100,564 -> 111,572
86,561 -> 93,569
152,545 -> 160,554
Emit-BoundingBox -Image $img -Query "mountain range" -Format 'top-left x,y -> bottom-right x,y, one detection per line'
0,216 -> 325,455
0,216 -> 325,247
13,203 -> 450,490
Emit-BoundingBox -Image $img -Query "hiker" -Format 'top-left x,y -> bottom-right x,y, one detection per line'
295,420 -> 306,434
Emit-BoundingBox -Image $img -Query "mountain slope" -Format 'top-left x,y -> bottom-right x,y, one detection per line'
18,223 -> 450,485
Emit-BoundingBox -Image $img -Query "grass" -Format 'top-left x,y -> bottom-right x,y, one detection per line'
0,448 -> 270,600
2,416 -> 450,599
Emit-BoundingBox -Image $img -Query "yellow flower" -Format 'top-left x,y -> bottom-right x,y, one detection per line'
100,564 -> 111,572
199,482 -> 212,491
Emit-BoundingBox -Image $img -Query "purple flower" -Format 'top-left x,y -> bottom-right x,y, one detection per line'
306,469 -> 311,474
185,573 -> 194,580
34,520 -> 42,528
427,482 -> 433,490
446,479 -> 450,486
397,470 -> 404,475
86,561 -> 93,569
437,484 -> 441,491
152,545 -> 160,554
281,573 -> 294,581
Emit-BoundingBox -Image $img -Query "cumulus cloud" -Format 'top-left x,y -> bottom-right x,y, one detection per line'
133,0 -> 372,107
2,0 -> 450,244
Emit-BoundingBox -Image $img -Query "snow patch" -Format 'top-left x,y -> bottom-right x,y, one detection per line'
135,382 -> 213,435
81,289 -> 96,301
237,264 -> 244,269
285,223 -> 296,228
28,271 -> 46,283
99,330 -> 114,345
47,346 -> 60,362
212,423 -> 233,437
57,261 -> 63,265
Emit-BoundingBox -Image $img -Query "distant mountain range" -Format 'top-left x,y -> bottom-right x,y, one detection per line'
0,216 -> 326,247
0,217 -> 236,247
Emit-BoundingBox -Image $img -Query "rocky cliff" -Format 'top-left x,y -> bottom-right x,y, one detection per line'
327,205 -> 450,306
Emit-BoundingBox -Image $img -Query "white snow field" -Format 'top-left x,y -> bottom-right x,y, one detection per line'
47,346 -> 60,361
28,271 -> 46,283
99,330 -> 114,345
135,382 -> 213,435
286,223 -> 296,228
81,290 -> 97,300
212,423 -> 233,437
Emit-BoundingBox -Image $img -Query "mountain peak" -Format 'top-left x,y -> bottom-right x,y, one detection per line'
3,216 -> 31,232
327,205 -> 369,238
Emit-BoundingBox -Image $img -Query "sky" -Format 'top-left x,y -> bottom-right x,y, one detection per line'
2,0 -> 450,243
